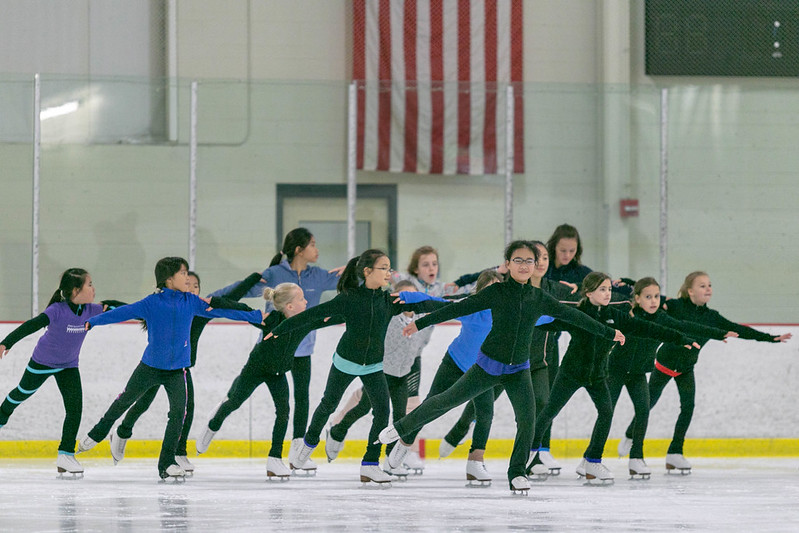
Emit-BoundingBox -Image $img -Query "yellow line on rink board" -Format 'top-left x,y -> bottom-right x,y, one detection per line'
1,438 -> 798,459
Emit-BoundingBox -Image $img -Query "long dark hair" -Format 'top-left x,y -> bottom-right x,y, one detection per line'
546,224 -> 583,266
269,227 -> 314,267
154,257 -> 189,289
47,268 -> 90,307
337,249 -> 387,293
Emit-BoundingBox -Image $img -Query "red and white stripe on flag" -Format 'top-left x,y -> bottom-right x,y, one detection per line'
353,0 -> 524,176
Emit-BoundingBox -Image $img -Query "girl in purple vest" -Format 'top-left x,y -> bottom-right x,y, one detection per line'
0,268 -> 105,478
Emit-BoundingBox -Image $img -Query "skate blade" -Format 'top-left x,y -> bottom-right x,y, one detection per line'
384,472 -> 408,481
526,473 -> 549,482
547,468 -> 561,476
158,476 -> 186,484
666,466 -> 691,475
290,469 -> 317,477
266,474 -> 291,482
629,473 -> 651,480
510,488 -> 529,496
56,471 -> 84,480
406,468 -> 424,476
360,478 -> 392,489
584,476 -> 614,486
182,471 -> 195,478
466,480 -> 492,488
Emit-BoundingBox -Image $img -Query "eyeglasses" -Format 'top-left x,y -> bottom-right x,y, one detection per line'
373,267 -> 395,273
510,258 -> 536,265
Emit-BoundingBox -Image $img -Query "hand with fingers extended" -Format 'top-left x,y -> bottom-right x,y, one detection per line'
402,321 -> 419,338
613,329 -> 625,345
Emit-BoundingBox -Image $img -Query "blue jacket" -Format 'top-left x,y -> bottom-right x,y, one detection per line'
87,289 -> 263,370
210,260 -> 340,356
400,291 -> 554,373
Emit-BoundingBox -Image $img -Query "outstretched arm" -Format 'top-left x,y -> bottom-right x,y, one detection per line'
0,314 -> 50,357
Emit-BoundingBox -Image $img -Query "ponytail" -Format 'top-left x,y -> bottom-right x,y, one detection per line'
337,249 -> 387,293
276,228 -> 314,265
46,268 -> 90,308
268,251 -> 284,267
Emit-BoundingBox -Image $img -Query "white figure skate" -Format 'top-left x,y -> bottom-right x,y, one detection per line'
76,436 -> 98,454
465,460 -> 492,487
289,438 -> 317,476
575,458 -> 587,478
175,455 -> 195,477
618,435 -> 633,457
382,458 -> 409,480
628,458 -> 651,480
360,464 -> 392,488
159,464 -> 186,483
377,425 -> 400,444
665,453 -> 692,475
56,453 -> 84,480
584,460 -> 614,485
403,450 -> 425,475
266,456 -> 291,482
386,441 -> 411,470
538,449 -> 562,476
195,425 -> 217,455
110,431 -> 127,464
325,427 -> 344,463
510,475 -> 530,495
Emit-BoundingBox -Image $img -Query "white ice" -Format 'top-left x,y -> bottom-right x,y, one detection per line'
2,456 -> 799,532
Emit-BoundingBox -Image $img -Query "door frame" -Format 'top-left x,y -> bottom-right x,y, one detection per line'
276,183 -> 398,266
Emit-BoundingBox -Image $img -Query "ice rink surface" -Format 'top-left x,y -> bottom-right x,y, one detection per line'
2,456 -> 798,532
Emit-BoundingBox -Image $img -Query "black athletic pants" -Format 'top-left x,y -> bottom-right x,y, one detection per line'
607,371 -> 649,459
87,362 -> 187,474
117,368 -> 195,456
0,359 -> 81,454
208,361 -> 290,458
290,355 -> 312,440
625,367 -> 696,455
393,363 -> 535,482
532,371 -> 613,460
305,364 -> 389,464
329,373 -> 408,454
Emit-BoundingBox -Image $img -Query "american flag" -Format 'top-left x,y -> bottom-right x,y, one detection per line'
353,0 -> 524,176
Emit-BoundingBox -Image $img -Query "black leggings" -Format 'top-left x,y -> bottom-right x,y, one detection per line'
625,367 -> 695,455
417,353 -> 497,453
305,364 -> 389,464
117,368 -> 195,456
607,371 -> 649,459
0,359 -> 81,454
406,355 -> 422,397
394,364 -> 535,481
533,371 -> 613,460
209,361 -> 290,458
88,362 -> 187,473
329,373 -> 408,454
290,355 -> 312,439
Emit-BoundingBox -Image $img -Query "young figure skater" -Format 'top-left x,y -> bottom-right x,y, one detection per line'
527,272 -> 698,484
107,270 -> 263,475
324,280 -> 427,477
619,271 -> 791,474
379,241 -> 625,494
609,277 -> 734,478
0,269 -> 106,478
78,257 -> 264,480
211,227 -> 343,474
265,249 -> 446,486
196,283 -> 338,480
377,270 -> 504,486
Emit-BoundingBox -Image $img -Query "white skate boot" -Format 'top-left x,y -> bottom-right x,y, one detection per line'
575,458 -> 587,478
618,435 -> 633,457
196,424 -> 217,455
526,451 -> 549,481
387,441 -> 411,469
159,464 -> 186,483
110,431 -> 127,464
266,456 -> 291,482
175,455 -> 195,477
403,450 -> 425,475
510,475 -> 530,495
377,424 -> 400,444
56,453 -> 84,480
584,460 -> 614,485
360,464 -> 392,488
538,449 -> 562,476
289,438 -> 317,476
628,458 -> 651,480
77,436 -> 98,454
665,453 -> 692,475
325,427 -> 345,463
382,458 -> 409,480
465,460 -> 492,487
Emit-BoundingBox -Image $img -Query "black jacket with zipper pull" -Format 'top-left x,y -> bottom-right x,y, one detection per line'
608,306 -> 728,376
543,300 -> 695,385
654,297 -> 778,374
415,277 -> 617,366
271,285 -> 448,366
